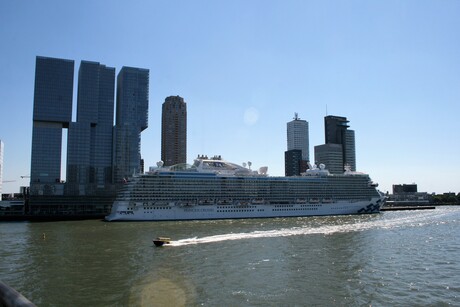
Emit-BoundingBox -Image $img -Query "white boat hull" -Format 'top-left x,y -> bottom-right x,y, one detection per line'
105,197 -> 384,221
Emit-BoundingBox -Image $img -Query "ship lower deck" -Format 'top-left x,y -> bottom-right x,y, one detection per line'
105,197 -> 383,221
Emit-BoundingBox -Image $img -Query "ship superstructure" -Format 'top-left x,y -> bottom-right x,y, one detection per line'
105,155 -> 384,221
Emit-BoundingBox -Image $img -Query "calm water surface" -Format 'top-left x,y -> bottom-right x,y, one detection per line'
1,206 -> 459,306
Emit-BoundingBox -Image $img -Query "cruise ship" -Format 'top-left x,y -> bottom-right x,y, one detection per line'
105,155 -> 385,221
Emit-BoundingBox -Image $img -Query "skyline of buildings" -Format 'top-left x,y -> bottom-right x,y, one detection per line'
161,95 -> 187,166
285,114 -> 357,176
29,56 -> 149,198
10,55 -> 360,198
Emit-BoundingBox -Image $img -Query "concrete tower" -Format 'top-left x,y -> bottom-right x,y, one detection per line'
285,113 -> 309,176
161,95 -> 187,166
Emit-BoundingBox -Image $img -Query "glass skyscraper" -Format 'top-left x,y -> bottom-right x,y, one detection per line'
315,115 -> 356,174
113,66 -> 149,183
66,61 -> 115,195
30,56 -> 74,195
161,95 -> 187,166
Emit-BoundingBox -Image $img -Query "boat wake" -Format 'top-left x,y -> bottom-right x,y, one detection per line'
169,208 -> 454,247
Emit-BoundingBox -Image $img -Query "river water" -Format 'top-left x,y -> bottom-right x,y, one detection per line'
1,206 -> 459,306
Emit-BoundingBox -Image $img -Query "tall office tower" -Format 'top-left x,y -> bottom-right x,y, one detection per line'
161,95 -> 187,166
287,113 -> 309,162
113,66 -> 149,183
319,115 -> 356,173
325,115 -> 349,145
0,140 -> 3,200
30,56 -> 74,195
285,113 -> 309,176
67,61 -> 115,194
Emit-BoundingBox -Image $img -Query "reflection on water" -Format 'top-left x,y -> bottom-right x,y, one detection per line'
129,274 -> 190,307
0,207 -> 459,306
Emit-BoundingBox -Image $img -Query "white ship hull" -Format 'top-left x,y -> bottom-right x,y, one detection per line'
105,197 -> 384,221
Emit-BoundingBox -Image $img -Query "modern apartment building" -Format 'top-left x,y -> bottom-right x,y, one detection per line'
161,95 -> 187,166
30,56 -> 74,195
113,66 -> 149,183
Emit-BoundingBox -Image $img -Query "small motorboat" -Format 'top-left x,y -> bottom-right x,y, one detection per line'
153,237 -> 171,247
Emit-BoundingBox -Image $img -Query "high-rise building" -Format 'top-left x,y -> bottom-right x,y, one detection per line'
345,129 -> 356,171
316,115 -> 356,173
67,61 -> 115,194
325,115 -> 349,145
30,56 -> 74,195
314,143 -> 344,174
285,149 -> 302,177
113,66 -> 149,183
0,140 -> 3,200
161,95 -> 187,166
287,113 -> 309,162
285,113 -> 309,176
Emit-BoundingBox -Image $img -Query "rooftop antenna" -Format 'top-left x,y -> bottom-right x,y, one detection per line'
294,112 -> 299,120
326,104 -> 328,116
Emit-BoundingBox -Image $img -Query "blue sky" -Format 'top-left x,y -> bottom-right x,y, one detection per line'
1,0 -> 459,194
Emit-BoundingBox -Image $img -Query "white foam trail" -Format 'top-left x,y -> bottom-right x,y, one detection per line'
169,209 -> 452,247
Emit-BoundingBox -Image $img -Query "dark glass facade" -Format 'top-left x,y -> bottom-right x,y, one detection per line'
161,95 -> 187,166
284,149 -> 302,176
30,56 -> 74,194
322,115 -> 356,172
393,184 -> 418,194
325,115 -> 349,145
66,61 -> 115,194
113,66 -> 149,183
